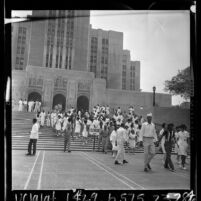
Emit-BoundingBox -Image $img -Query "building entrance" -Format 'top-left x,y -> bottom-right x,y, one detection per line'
52,94 -> 66,111
77,95 -> 89,112
28,92 -> 41,102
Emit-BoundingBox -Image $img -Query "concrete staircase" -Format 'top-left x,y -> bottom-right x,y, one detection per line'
12,111 -> 164,153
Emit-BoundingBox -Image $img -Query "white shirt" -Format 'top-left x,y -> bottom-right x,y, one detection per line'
116,127 -> 127,144
159,128 -> 165,136
110,130 -> 117,143
93,119 -> 100,129
30,123 -> 39,139
139,122 -> 157,142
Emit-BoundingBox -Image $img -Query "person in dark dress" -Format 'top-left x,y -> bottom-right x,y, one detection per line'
160,123 -> 176,172
63,117 -> 72,153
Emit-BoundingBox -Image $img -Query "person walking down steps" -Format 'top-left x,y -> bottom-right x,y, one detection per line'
63,117 -> 72,153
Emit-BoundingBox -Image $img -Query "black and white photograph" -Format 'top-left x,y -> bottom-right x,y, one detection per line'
10,9 -> 193,191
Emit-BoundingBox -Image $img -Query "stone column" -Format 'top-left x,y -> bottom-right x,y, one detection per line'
42,79 -> 53,112
67,80 -> 76,109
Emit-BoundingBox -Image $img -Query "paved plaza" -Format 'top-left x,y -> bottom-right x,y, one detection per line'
12,150 -> 190,190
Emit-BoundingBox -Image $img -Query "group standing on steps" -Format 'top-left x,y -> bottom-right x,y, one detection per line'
23,103 -> 190,173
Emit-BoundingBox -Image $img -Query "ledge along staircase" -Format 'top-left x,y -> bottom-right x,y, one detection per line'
12,111 -> 174,154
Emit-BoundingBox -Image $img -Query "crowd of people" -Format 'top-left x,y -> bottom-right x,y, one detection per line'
18,98 -> 41,113
23,102 -> 190,172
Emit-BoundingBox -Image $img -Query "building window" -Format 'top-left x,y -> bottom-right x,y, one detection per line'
23,27 -> 26,34
56,55 -> 58,68
16,57 -> 19,65
21,47 -> 25,54
19,27 -> 23,33
20,58 -> 24,65
17,46 -> 20,54
18,36 -> 21,42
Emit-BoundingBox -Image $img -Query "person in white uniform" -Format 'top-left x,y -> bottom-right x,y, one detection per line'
46,112 -> 51,127
139,113 -> 158,172
74,117 -> 82,138
30,101 -> 34,112
23,99 -> 28,112
18,99 -> 23,111
28,101 -> 32,112
55,115 -> 62,136
158,123 -> 167,164
114,123 -> 128,165
128,123 -> 137,154
81,119 -> 89,145
177,124 -> 189,170
110,125 -> 118,157
40,110 -> 46,127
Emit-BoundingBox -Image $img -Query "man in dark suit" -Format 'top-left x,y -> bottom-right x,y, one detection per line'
160,123 -> 176,171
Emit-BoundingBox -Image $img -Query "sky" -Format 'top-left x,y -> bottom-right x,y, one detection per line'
11,10 -> 190,105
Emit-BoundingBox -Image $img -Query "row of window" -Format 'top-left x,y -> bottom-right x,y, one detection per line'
122,79 -> 126,89
91,37 -> 98,42
91,45 -> 98,52
15,57 -> 24,70
16,46 -> 25,54
130,65 -> 135,71
90,65 -> 97,76
90,56 -> 97,63
46,16 -> 74,69
130,72 -> 135,77
49,10 -> 74,17
16,27 -> 27,70
122,72 -> 126,76
102,38 -> 109,45
101,56 -> 108,64
18,27 -> 26,34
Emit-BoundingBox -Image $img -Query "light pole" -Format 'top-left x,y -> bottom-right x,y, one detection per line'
153,86 -> 156,107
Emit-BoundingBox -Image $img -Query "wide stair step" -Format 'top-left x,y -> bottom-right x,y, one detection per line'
12,111 -> 174,154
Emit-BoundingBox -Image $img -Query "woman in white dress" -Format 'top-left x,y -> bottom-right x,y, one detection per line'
74,117 -> 82,138
34,101 -> 38,112
82,119 -> 89,145
55,115 -> 62,136
177,124 -> 189,170
40,110 -> 46,127
128,123 -> 136,154
46,112 -> 51,127
18,99 -> 23,111
110,125 -> 118,157
53,112 -> 57,130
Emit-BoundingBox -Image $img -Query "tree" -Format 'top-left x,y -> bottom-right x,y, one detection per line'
164,66 -> 192,100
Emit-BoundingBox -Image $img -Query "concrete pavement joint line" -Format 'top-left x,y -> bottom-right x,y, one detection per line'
82,152 -> 145,190
37,151 -> 45,190
24,151 -> 41,190
79,152 -> 135,190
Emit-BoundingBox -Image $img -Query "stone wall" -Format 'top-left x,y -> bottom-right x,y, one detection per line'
152,107 -> 190,129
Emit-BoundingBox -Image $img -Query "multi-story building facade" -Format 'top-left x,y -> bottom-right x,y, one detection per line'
12,10 -> 171,113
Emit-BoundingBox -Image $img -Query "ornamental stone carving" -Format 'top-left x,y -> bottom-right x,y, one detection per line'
28,76 -> 43,88
54,76 -> 67,90
78,81 -> 90,91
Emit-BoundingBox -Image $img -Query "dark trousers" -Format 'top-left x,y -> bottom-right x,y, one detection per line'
164,142 -> 174,170
181,155 -> 186,167
28,139 -> 37,155
64,135 -> 71,151
97,136 -> 102,151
